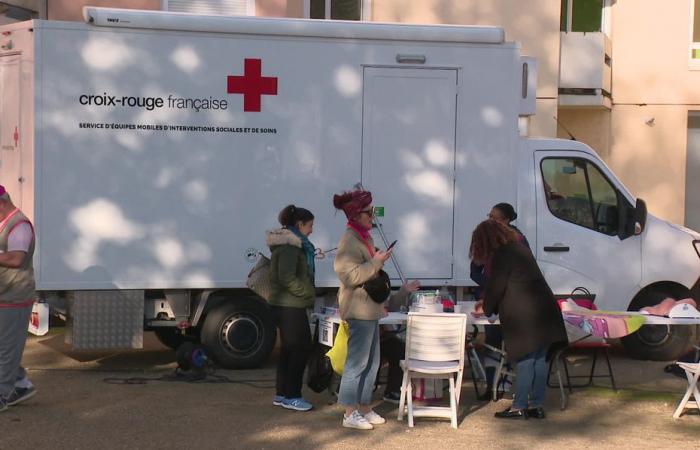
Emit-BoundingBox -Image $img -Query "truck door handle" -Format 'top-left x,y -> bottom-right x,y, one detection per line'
544,245 -> 570,252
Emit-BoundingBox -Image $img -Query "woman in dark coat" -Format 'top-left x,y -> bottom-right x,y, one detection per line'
471,220 -> 567,419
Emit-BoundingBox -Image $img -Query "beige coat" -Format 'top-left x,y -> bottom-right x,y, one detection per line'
334,228 -> 409,320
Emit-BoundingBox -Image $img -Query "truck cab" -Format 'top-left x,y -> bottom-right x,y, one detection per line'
522,138 -> 700,359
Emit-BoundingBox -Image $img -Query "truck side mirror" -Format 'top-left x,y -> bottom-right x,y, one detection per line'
634,198 -> 647,235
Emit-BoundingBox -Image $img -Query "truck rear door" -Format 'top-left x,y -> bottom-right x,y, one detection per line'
0,54 -> 22,205
361,67 -> 458,280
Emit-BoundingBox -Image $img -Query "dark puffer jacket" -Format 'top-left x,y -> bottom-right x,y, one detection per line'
266,228 -> 315,309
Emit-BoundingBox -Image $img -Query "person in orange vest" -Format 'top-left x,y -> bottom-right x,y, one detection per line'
0,185 -> 37,412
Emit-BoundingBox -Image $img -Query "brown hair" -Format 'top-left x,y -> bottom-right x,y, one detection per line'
469,220 -> 520,265
278,204 -> 314,228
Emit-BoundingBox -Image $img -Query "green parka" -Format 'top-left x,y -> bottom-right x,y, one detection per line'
266,228 -> 315,308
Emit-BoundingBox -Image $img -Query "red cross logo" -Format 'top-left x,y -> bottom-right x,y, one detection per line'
227,59 -> 278,112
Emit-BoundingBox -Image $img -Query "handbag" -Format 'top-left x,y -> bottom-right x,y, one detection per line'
246,254 -> 273,301
555,286 -> 596,309
306,319 -> 334,393
362,269 -> 391,304
326,321 -> 350,375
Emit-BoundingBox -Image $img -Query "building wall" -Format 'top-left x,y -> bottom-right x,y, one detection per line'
556,1 -> 699,224
371,0 -> 562,137
606,0 -> 700,224
557,109 -> 611,161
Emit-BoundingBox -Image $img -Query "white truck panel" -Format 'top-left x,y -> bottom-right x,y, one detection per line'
10,17 -> 522,290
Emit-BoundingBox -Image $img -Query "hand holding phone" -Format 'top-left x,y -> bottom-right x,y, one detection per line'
386,240 -> 398,251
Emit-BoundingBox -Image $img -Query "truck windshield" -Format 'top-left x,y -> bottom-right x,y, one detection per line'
541,157 -> 623,236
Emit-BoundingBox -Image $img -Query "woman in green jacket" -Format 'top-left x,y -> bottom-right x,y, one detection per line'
267,204 -> 316,412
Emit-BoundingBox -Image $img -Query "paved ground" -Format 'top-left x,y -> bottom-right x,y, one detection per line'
2,331 -> 699,450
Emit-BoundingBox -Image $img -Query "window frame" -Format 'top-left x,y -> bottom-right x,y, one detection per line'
161,0 -> 256,16
540,156 -> 626,237
303,0 -> 372,21
690,0 -> 700,69
561,0 -> 611,35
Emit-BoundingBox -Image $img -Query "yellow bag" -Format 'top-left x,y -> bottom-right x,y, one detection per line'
326,321 -> 350,375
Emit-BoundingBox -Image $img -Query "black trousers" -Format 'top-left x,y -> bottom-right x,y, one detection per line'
272,305 -> 312,399
380,335 -> 405,394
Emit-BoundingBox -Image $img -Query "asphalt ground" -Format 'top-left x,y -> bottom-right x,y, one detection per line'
2,331 -> 699,450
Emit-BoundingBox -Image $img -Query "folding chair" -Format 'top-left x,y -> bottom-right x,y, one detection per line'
464,325 -> 488,398
547,300 -> 617,395
398,312 -> 467,429
673,362 -> 700,418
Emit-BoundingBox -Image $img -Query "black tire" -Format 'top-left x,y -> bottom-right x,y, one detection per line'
200,297 -> 277,369
621,290 -> 691,361
153,327 -> 188,350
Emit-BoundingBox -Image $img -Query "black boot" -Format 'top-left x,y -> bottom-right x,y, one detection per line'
494,407 -> 528,420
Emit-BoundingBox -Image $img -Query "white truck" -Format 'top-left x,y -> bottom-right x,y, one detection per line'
0,7 -> 698,367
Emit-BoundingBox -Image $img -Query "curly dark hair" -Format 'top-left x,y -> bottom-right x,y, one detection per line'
469,220 -> 520,265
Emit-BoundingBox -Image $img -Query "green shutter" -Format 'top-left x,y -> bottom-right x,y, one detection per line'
571,0 -> 602,33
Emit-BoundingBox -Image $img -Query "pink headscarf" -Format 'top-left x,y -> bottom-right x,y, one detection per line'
332,190 -> 372,220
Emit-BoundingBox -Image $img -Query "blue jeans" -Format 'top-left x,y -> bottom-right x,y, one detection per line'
512,346 -> 548,410
338,319 -> 380,406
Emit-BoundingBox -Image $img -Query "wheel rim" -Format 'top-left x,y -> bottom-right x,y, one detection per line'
636,324 -> 671,347
220,314 -> 264,356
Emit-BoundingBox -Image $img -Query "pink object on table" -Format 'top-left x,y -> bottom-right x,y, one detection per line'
640,298 -> 697,316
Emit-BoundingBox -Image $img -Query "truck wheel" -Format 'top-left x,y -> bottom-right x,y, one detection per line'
201,298 -> 276,369
154,327 -> 188,350
621,290 -> 691,361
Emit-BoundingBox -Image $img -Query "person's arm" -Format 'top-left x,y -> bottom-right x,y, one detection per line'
387,280 -> 421,311
0,251 -> 26,268
470,261 -> 486,287
0,222 -> 32,268
482,249 -> 512,316
277,247 -> 314,299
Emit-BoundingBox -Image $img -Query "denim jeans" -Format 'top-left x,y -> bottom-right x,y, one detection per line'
337,319 -> 380,406
512,346 -> 548,410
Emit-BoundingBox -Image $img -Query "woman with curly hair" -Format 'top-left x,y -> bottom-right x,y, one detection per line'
471,220 -> 566,420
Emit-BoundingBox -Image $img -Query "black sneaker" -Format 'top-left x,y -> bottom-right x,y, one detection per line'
527,407 -> 546,419
494,407 -> 528,420
6,386 -> 37,406
383,391 -> 401,404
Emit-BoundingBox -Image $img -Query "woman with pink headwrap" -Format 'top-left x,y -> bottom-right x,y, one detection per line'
332,190 -> 418,430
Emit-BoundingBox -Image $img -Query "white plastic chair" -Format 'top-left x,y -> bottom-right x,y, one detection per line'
673,362 -> 700,418
397,312 -> 467,429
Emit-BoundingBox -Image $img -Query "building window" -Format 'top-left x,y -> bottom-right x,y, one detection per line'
163,0 -> 255,16
306,0 -> 370,21
692,0 -> 700,61
561,0 -> 610,34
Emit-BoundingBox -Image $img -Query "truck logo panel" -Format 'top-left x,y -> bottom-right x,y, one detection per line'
226,59 -> 278,112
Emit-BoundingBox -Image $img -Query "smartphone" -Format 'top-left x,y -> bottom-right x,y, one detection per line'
386,240 -> 398,251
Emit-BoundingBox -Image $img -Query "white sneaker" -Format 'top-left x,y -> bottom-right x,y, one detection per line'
343,410 -> 374,430
363,410 -> 386,425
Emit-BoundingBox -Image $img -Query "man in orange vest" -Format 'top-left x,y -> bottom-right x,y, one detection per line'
0,185 -> 37,412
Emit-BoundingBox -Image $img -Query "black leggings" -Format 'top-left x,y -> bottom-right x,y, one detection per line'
272,306 -> 312,399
